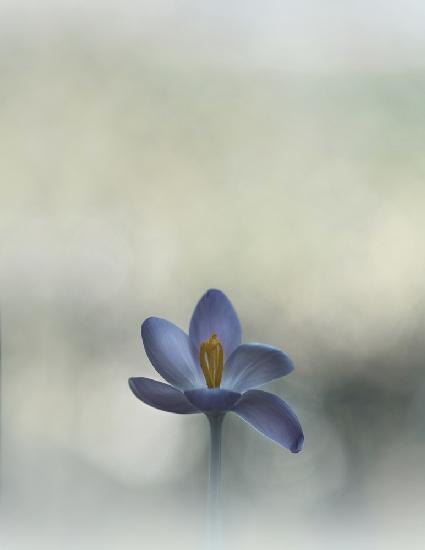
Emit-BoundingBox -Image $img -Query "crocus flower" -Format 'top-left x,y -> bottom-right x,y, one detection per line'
129,289 -> 303,453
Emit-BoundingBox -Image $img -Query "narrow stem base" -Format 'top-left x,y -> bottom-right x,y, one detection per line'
206,413 -> 225,550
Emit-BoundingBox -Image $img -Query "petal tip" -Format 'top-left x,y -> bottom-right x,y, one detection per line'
128,376 -> 143,396
270,347 -> 295,375
285,354 -> 295,374
291,432 -> 304,453
141,316 -> 157,336
203,288 -> 226,299
140,318 -> 149,339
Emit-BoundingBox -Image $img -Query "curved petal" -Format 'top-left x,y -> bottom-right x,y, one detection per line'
142,317 -> 204,390
233,389 -> 304,453
221,343 -> 294,392
189,289 -> 241,362
129,377 -> 199,414
184,388 -> 241,413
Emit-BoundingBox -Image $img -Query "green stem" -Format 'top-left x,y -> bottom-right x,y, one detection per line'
206,413 -> 225,550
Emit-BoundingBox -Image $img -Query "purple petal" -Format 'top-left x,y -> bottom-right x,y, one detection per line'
233,389 -> 304,452
129,377 -> 199,414
189,289 -> 241,362
184,388 -> 242,413
142,317 -> 204,390
221,344 -> 294,392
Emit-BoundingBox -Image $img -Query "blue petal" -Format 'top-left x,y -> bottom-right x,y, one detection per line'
129,377 -> 199,414
221,343 -> 294,392
189,289 -> 241,362
184,388 -> 242,413
233,390 -> 304,452
142,317 -> 204,390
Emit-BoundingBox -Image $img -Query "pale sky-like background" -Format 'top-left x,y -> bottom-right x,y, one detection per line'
1,2 -> 425,549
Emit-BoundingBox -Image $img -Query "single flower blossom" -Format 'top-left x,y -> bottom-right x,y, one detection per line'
129,289 -> 304,453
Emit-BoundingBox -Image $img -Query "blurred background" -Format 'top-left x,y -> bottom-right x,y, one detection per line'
1,1 -> 425,548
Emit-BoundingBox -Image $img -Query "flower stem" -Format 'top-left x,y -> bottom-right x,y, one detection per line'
206,413 -> 225,550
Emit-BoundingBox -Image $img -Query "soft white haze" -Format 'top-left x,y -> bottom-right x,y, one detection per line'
1,2 -> 425,549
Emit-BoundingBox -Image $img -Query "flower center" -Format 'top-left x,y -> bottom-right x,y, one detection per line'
199,333 -> 224,388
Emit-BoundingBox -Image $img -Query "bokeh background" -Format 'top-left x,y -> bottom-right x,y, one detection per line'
1,1 -> 425,548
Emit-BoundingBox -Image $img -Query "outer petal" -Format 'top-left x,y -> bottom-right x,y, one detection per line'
189,289 -> 241,361
221,343 -> 294,392
142,317 -> 204,390
129,377 -> 199,414
184,388 -> 241,413
233,389 -> 304,452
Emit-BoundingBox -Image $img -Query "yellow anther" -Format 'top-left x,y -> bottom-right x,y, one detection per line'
199,333 -> 224,388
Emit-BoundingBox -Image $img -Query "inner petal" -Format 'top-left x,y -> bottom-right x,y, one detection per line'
184,388 -> 241,412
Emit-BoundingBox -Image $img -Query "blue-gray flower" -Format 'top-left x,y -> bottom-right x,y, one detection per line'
129,289 -> 304,453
